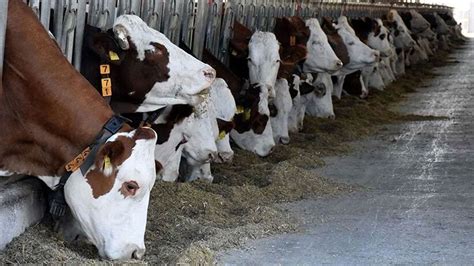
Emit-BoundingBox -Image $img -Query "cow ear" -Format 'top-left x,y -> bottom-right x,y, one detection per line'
96,140 -> 125,174
145,42 -> 169,65
88,31 -> 125,65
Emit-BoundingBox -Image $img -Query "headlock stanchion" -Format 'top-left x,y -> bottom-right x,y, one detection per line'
16,0 -> 453,71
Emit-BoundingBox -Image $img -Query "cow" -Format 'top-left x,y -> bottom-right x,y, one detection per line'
331,16 -> 379,99
81,15 -> 216,114
272,17 -> 310,141
227,22 -> 279,156
275,17 -> 341,126
1,0 -> 158,260
179,78 -> 237,182
384,10 -> 416,51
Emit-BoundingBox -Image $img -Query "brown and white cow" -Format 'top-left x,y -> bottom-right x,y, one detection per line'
81,15 -> 216,114
1,0 -> 157,260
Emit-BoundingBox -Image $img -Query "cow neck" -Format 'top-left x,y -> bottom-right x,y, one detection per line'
0,0 -> 116,177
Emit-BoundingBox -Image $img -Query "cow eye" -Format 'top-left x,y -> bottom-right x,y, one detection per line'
276,59 -> 281,63
348,42 -> 355,46
379,34 -> 386,40
121,181 -> 139,197
247,57 -> 252,62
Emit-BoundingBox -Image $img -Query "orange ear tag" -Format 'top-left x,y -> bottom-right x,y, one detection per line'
101,78 -> 112,97
290,36 -> 296,46
236,105 -> 244,114
100,64 -> 110,74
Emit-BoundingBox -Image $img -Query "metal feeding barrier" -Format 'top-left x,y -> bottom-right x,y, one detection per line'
0,0 -> 453,74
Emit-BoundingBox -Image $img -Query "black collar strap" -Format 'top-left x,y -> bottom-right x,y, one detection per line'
49,115 -> 127,217
142,106 -> 166,127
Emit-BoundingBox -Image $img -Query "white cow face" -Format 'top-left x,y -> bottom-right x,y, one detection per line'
247,32 -> 281,99
367,64 -> 386,91
64,128 -> 157,260
417,27 -> 437,41
305,73 -> 335,119
303,18 -> 343,73
182,98 -> 219,164
368,19 -> 392,57
231,84 -> 275,157
111,15 -> 215,112
150,105 -> 194,182
409,10 -> 432,34
335,16 -> 379,71
270,79 -> 293,144
209,78 -> 236,163
387,10 -> 416,50
434,12 -> 450,35
408,41 -> 429,64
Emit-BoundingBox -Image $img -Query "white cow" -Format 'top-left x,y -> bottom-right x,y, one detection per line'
305,73 -> 335,118
230,32 -> 279,157
180,78 -> 237,182
51,128 -> 157,260
303,18 -> 343,73
270,79 -> 293,144
332,16 -> 379,99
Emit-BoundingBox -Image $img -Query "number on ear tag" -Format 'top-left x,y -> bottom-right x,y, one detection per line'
101,78 -> 112,96
109,51 -> 120,61
100,64 -> 110,74
218,130 -> 226,140
290,36 -> 296,46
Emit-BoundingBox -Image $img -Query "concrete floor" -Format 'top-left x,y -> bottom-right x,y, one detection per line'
217,42 -> 474,265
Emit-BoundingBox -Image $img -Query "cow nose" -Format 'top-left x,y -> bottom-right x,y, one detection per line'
336,60 -> 343,68
328,114 -> 336,120
208,151 -> 217,162
279,136 -> 290,145
131,248 -> 146,260
374,51 -> 380,61
202,67 -> 216,83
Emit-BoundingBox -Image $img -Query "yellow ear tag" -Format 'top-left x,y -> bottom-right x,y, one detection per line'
244,109 -> 251,121
109,51 -> 120,61
101,78 -> 112,96
103,155 -> 111,170
236,105 -> 244,114
218,130 -> 226,140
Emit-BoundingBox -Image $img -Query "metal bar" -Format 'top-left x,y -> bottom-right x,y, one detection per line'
40,0 -> 51,30
0,0 -> 8,81
73,0 -> 86,70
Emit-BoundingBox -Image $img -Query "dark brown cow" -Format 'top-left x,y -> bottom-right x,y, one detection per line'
1,0 -> 158,260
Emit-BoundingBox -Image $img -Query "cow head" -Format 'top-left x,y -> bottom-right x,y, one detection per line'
182,97 -> 219,165
407,10 -> 432,34
305,73 -> 335,119
321,17 -> 350,66
231,83 -> 275,157
350,17 -> 391,57
303,18 -> 343,73
210,78 -> 236,163
150,104 -> 194,181
432,12 -> 450,35
247,31 -> 281,99
335,16 -> 379,71
84,15 -> 215,113
64,127 -> 157,260
385,10 -> 416,50
270,79 -> 293,145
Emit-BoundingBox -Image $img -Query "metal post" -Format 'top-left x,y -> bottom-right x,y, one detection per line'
73,0 -> 87,70
0,0 -> 8,81
40,0 -> 51,30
